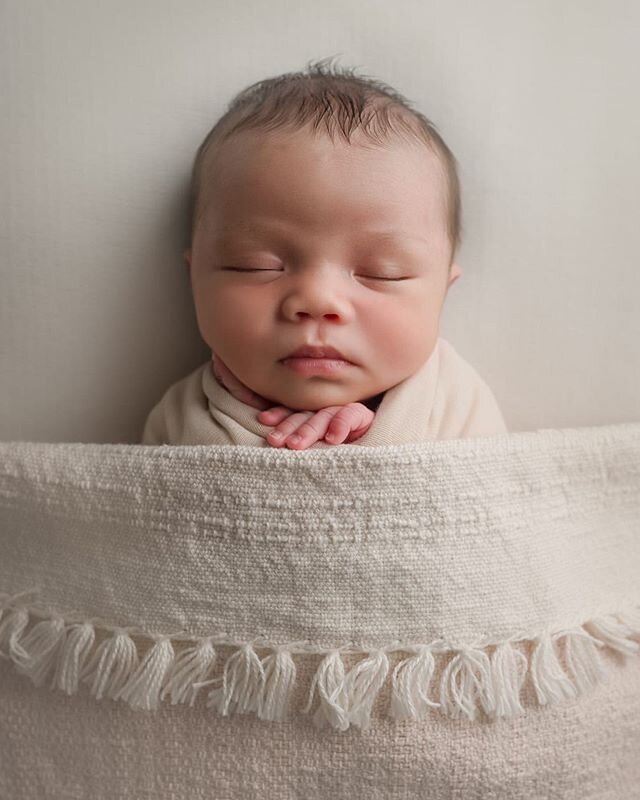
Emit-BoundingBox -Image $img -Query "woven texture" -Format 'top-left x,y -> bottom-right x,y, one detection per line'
1,422 -> 640,798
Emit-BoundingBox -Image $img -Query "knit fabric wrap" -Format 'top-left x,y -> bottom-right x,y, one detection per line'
140,336 -> 509,446
1,423 -> 640,798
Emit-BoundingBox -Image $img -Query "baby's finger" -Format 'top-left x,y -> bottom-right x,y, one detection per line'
266,411 -> 315,447
323,411 -> 353,443
283,408 -> 340,449
257,406 -> 294,425
327,403 -> 375,443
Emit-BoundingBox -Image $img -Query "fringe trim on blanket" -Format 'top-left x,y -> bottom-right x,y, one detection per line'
1,590 -> 639,732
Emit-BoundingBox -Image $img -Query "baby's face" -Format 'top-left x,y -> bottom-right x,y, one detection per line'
184,127 -> 461,411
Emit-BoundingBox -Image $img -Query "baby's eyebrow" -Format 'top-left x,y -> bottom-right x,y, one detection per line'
370,231 -> 429,247
211,224 -> 429,250
211,225 -> 268,243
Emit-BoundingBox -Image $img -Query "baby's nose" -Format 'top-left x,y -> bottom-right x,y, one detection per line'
285,280 -> 351,320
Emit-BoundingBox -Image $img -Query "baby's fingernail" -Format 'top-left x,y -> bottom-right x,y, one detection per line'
289,435 -> 301,444
270,431 -> 283,440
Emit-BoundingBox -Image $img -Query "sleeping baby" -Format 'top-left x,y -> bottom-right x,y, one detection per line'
141,60 -> 508,448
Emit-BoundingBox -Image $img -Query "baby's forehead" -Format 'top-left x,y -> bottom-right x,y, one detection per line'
195,127 -> 450,247
210,125 -> 443,179
207,130 -> 445,204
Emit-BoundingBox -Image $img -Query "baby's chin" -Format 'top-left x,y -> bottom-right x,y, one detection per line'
260,383 -> 371,412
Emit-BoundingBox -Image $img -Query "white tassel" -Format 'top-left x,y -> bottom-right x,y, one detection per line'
342,649 -> 390,730
206,643 -> 265,717
0,606 -> 30,662
257,647 -> 297,722
617,607 -> 640,634
52,622 -> 96,694
439,645 -> 496,720
389,646 -> 441,721
2,595 -> 640,727
562,629 -> 607,694
530,632 -> 578,705
160,638 -> 217,706
490,641 -> 528,718
302,650 -> 350,731
115,635 -> 175,711
81,628 -> 140,701
585,615 -> 640,656
11,614 -> 67,687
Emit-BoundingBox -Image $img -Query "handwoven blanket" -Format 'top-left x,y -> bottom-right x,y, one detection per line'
1,423 -> 640,799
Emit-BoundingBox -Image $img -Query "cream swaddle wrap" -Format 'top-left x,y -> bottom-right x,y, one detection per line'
141,336 -> 507,446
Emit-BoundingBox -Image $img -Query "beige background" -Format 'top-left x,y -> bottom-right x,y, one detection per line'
1,0 -> 638,444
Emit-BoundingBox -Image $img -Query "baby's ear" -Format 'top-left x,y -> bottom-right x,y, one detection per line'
447,262 -> 462,288
183,248 -> 192,279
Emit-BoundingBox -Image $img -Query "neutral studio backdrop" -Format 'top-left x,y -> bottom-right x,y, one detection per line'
1,0 -> 638,443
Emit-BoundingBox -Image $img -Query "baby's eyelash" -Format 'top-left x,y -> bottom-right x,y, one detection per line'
222,267 -> 409,281
365,276 -> 409,281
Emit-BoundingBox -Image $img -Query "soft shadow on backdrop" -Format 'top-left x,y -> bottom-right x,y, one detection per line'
1,0 -> 638,443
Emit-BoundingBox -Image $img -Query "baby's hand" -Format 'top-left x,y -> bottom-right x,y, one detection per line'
209,352 -> 375,448
257,403 -> 375,449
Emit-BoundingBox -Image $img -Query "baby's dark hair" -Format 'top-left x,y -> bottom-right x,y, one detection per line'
188,56 -> 462,266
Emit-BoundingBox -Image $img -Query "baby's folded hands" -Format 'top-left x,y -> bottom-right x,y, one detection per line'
210,352 -> 375,449
258,403 -> 375,449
